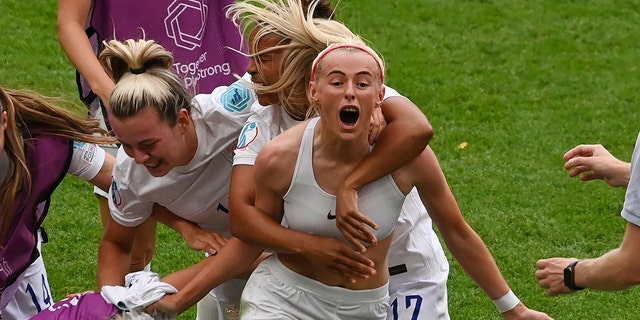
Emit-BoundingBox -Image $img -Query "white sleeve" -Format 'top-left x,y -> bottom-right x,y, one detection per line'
192,79 -> 257,154
68,141 -> 105,181
621,132 -> 640,227
233,114 -> 273,166
108,149 -> 154,227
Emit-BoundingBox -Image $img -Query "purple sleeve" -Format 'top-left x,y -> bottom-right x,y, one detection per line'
30,292 -> 119,320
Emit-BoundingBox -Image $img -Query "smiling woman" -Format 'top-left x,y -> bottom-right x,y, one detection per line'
93,38 -> 261,318
110,106 -> 196,177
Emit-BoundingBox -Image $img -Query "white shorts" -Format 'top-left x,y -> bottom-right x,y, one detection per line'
2,231 -> 53,319
387,189 -> 451,320
240,255 -> 389,320
387,267 -> 449,320
196,278 -> 246,320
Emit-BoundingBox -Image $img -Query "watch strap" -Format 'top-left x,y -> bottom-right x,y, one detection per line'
563,260 -> 585,291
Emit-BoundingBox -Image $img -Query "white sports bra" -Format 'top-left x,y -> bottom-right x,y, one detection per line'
283,118 -> 406,243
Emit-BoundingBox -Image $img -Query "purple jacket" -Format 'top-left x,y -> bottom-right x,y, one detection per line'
78,0 -> 249,114
0,134 -> 71,309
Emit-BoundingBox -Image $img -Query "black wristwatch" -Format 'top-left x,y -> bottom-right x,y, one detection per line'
563,260 -> 585,291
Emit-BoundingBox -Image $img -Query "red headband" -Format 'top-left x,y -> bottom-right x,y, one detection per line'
311,43 -> 384,83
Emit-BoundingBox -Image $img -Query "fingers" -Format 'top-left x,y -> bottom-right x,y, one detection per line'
331,250 -> 376,282
564,156 -> 584,171
566,160 -> 603,182
579,172 -> 601,182
339,212 -> 378,234
356,214 -> 379,231
535,258 -> 574,296
352,215 -> 378,246
564,154 -> 597,171
204,239 -> 223,255
354,226 -> 377,247
337,215 -> 378,251
566,164 -> 590,177
302,237 -> 376,283
535,258 -> 548,268
368,105 -> 385,144
203,234 -> 232,254
207,234 -> 229,251
369,124 -> 382,145
189,231 -> 229,253
329,264 -> 373,283
563,144 -> 596,161
338,222 -> 367,252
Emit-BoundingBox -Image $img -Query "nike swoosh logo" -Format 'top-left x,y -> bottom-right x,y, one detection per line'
327,211 -> 336,220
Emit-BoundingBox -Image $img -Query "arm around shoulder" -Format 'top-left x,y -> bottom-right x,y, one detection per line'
344,96 -> 432,190
335,97 -> 433,248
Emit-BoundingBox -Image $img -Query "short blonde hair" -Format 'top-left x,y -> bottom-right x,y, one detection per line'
99,39 -> 192,126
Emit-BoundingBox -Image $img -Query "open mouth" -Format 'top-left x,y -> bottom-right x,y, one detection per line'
144,160 -> 160,169
339,107 -> 360,126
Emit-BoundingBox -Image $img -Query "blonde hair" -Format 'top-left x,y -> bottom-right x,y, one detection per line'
227,0 -> 366,119
99,39 -> 192,126
0,86 -> 115,244
311,43 -> 385,82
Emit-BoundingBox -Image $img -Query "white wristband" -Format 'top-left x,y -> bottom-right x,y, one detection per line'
492,289 -> 520,313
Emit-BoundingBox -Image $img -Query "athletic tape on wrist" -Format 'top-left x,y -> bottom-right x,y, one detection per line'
492,289 -> 520,313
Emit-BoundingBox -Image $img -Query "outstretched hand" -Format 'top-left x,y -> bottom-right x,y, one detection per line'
335,185 -> 378,252
501,303 -> 554,320
564,144 -> 630,187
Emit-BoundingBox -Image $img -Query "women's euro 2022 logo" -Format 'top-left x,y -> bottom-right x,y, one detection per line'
237,122 -> 258,150
110,180 -> 122,207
